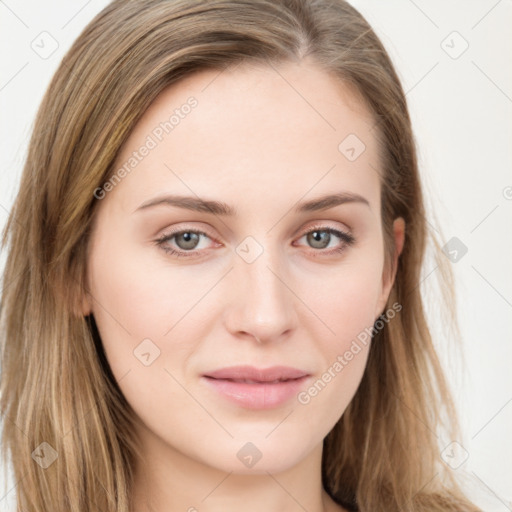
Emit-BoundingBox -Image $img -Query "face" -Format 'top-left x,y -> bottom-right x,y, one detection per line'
84,59 -> 404,475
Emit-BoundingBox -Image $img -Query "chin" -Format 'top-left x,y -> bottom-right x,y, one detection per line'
195,431 -> 317,475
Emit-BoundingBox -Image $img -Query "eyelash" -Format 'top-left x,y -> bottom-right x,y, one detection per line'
154,225 -> 356,259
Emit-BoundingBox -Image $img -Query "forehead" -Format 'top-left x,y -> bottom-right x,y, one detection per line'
106,58 -> 381,216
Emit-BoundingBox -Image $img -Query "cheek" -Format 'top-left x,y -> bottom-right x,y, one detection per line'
86,234 -> 206,379
290,253 -> 384,425
304,256 -> 384,348
87,242 -> 208,441
293,283 -> 374,444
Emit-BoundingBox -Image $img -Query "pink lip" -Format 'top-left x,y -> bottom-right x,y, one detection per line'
201,365 -> 310,409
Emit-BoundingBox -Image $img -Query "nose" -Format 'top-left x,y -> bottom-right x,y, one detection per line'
224,242 -> 298,345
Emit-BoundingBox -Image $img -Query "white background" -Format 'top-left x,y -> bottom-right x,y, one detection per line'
0,1 -> 511,510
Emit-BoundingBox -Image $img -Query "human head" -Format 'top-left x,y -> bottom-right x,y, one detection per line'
0,1 -> 477,511
83,56 -> 406,506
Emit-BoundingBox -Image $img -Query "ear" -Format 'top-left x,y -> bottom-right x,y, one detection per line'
66,286 -> 92,318
376,217 -> 405,316
69,272 -> 93,317
77,260 -> 93,317
79,292 -> 93,317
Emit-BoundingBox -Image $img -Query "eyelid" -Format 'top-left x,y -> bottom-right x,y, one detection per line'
155,221 -> 355,257
300,221 -> 353,239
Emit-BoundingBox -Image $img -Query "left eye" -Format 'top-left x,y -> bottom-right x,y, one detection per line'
155,226 -> 355,258
296,227 -> 355,251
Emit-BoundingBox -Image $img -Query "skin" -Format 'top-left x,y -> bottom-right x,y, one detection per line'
82,58 -> 405,512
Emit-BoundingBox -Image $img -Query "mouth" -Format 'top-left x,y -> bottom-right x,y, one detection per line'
209,377 -> 296,384
201,365 -> 310,409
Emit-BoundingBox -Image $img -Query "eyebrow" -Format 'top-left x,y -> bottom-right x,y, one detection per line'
133,192 -> 370,215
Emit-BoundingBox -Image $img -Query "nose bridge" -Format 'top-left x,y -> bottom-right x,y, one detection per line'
228,234 -> 297,342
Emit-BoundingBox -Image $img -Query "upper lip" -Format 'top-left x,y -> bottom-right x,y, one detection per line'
203,365 -> 309,383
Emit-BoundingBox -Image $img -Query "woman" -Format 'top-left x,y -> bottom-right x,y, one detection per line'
0,0 -> 481,511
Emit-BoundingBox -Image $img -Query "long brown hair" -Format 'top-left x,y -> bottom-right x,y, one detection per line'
0,1 -> 480,510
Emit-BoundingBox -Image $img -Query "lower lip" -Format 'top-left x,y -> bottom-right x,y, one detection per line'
201,376 -> 310,409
